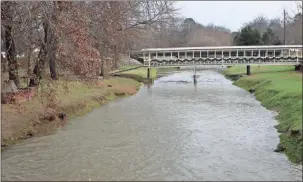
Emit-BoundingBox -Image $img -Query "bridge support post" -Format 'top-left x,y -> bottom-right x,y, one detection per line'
221,51 -> 224,67
193,75 -> 197,85
246,65 -> 251,75
274,49 -> 276,63
193,65 -> 197,85
296,49 -> 299,64
147,52 -> 151,79
147,68 -> 151,79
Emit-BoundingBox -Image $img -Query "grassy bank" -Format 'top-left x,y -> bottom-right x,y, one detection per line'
109,65 -> 142,74
119,67 -> 157,78
1,77 -> 141,148
223,65 -> 302,163
157,67 -> 181,72
113,67 -> 157,83
112,65 -> 183,80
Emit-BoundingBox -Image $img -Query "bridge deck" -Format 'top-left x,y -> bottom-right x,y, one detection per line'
130,45 -> 303,67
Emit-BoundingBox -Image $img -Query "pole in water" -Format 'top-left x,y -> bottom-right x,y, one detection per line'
147,52 -> 151,79
193,65 -> 197,85
246,65 -> 251,75
147,68 -> 150,79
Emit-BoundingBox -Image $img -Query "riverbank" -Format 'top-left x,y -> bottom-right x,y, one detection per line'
113,67 -> 157,83
223,65 -> 302,163
1,76 -> 142,149
2,65 -> 163,149
4,69 -> 301,181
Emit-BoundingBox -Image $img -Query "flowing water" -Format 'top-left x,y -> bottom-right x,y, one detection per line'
1,69 -> 302,181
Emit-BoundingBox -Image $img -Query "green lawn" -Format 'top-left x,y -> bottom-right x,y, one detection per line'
223,65 -> 302,163
224,65 -> 295,75
119,67 -> 157,79
118,65 -> 141,70
109,65 -> 142,74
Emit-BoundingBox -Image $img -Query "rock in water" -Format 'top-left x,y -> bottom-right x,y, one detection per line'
274,143 -> 285,152
249,88 -> 256,93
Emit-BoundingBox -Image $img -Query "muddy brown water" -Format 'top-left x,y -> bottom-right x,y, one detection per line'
1,70 -> 302,181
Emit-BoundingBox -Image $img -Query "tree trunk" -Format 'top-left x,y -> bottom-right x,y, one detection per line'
97,45 -> 109,79
114,49 -> 119,69
114,59 -> 119,69
27,25 -> 33,87
1,53 -> 7,73
48,29 -> 58,80
100,59 -> 109,79
49,51 -> 57,80
29,4 -> 60,85
26,45 -> 32,88
29,44 -> 47,86
30,2 -> 58,85
2,2 -> 19,87
48,3 -> 58,80
5,17 -> 19,88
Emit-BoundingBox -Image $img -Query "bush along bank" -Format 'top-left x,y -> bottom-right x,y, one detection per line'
223,66 -> 302,163
1,77 -> 141,149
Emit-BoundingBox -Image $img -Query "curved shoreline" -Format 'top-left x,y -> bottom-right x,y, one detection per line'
2,66 -> 160,150
1,77 -> 142,150
222,65 -> 302,164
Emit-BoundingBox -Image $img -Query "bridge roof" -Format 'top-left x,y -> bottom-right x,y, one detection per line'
141,45 -> 303,52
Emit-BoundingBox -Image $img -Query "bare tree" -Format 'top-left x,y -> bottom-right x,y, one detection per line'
86,1 -> 177,78
29,1 -> 60,86
2,1 -> 177,83
1,1 -> 20,87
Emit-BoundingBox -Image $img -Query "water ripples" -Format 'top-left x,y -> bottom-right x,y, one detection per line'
2,70 -> 302,181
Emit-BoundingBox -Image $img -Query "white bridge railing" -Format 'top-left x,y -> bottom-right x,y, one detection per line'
133,45 -> 303,67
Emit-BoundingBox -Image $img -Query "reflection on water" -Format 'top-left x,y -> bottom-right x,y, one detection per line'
2,70 -> 302,181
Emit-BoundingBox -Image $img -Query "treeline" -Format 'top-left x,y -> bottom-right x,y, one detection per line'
233,10 -> 302,46
133,17 -> 233,49
1,1 -> 302,89
144,3 -> 302,47
233,26 -> 282,46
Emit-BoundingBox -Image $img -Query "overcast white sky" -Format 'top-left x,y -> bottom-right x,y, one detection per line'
176,1 -> 301,32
